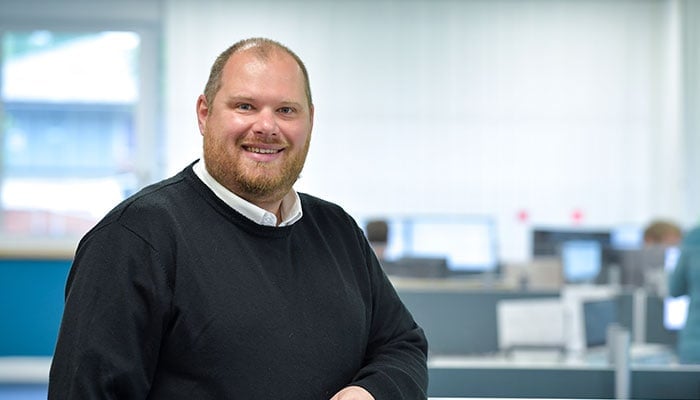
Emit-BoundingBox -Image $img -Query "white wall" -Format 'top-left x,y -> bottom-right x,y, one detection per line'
164,0 -> 689,262
681,0 -> 700,226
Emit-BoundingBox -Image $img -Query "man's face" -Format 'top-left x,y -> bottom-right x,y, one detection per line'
197,49 -> 314,206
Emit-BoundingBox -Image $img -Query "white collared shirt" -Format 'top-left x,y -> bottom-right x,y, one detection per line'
193,159 -> 303,227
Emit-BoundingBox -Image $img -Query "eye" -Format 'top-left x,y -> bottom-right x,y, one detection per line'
236,103 -> 253,111
278,106 -> 295,115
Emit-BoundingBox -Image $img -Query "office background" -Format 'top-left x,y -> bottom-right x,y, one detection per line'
1,0 -> 700,261
164,0 -> 700,263
2,0 -> 700,399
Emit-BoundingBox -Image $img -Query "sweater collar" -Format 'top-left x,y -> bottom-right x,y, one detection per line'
192,159 -> 302,227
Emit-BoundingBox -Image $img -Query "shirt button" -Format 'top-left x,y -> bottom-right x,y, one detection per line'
263,215 -> 275,225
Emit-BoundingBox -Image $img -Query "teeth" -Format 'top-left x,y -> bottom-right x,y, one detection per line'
248,147 -> 278,154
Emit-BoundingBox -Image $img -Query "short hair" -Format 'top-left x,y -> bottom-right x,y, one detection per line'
643,219 -> 682,244
203,37 -> 313,109
366,220 -> 389,244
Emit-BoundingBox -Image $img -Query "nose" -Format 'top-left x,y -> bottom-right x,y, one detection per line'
252,108 -> 278,137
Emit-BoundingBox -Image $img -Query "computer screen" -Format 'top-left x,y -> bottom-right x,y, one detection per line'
362,215 -> 498,274
406,216 -> 498,273
609,225 -> 643,250
583,298 -> 618,347
663,246 -> 688,330
561,285 -> 618,353
532,228 -> 610,257
560,240 -> 603,283
407,216 -> 497,272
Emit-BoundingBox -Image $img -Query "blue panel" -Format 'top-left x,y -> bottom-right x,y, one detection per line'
0,384 -> 48,400
0,259 -> 71,356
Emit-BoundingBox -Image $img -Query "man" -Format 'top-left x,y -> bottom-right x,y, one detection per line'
49,38 -> 428,399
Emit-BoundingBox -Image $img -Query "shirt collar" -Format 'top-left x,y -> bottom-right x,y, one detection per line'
193,159 -> 302,227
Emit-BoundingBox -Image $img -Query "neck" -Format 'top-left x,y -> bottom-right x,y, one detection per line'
255,199 -> 283,222
234,186 -> 290,222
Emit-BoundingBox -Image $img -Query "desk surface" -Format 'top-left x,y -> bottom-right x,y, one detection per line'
428,342 -> 686,370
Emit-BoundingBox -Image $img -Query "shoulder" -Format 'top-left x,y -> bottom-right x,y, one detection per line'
298,192 -> 357,226
297,192 -> 366,239
83,166 -> 205,245
102,173 -> 189,226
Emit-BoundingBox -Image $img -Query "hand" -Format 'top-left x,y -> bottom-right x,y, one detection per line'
329,385 -> 375,400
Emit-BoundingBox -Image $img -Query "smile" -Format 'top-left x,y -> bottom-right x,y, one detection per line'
245,146 -> 281,154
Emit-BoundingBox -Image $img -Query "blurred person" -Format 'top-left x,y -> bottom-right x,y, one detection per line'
365,219 -> 389,260
643,219 -> 683,247
669,225 -> 700,364
48,37 -> 428,399
622,219 -> 684,292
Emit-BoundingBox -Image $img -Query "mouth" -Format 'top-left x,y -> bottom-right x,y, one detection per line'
243,146 -> 283,154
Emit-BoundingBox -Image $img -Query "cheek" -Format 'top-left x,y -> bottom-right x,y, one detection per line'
207,117 -> 247,141
287,123 -> 312,147
292,133 -> 310,148
210,109 -> 248,130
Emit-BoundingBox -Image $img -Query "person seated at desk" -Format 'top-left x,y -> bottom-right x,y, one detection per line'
365,219 -> 389,261
599,219 -> 683,287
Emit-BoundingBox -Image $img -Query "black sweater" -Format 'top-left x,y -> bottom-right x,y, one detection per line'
49,163 -> 428,399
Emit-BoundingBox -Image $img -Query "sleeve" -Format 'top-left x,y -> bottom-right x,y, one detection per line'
48,222 -> 172,399
349,235 -> 429,399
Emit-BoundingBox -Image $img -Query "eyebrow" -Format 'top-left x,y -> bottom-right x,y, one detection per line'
224,95 -> 255,104
224,95 -> 304,109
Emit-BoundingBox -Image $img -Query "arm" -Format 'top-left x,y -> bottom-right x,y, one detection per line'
48,223 -> 171,399
338,238 -> 429,400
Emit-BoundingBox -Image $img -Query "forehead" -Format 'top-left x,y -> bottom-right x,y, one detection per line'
220,49 -> 305,93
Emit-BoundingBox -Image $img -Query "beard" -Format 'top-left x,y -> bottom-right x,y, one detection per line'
203,132 -> 311,204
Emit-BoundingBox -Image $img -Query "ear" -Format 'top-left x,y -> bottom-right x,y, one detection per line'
196,94 -> 209,135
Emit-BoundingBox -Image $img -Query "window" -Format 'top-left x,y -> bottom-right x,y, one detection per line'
0,29 -> 160,239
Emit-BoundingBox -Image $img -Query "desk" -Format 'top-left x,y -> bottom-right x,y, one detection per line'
429,355 -> 700,399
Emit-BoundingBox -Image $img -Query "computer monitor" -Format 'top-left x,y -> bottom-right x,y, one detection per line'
405,215 -> 498,274
609,225 -> 643,250
361,215 -> 499,275
583,298 -> 618,348
560,240 -> 603,284
497,297 -> 566,352
663,246 -> 688,331
561,285 -> 618,354
532,227 -> 610,257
